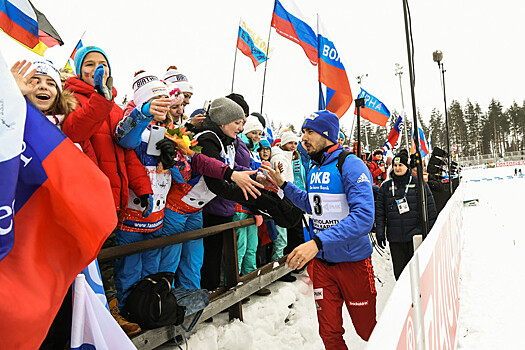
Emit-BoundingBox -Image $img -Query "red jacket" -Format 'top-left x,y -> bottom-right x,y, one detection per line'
368,158 -> 386,186
62,77 -> 152,211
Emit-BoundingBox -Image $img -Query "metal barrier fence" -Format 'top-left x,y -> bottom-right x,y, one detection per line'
98,218 -> 292,350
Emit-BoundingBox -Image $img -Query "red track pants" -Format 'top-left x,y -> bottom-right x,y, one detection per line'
310,257 -> 377,349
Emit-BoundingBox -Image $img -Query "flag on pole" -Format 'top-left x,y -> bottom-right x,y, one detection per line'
65,37 -> 84,71
355,88 -> 391,127
0,0 -> 63,55
0,49 -> 117,349
271,0 -> 318,65
71,274 -> 137,350
411,124 -> 430,157
382,114 -> 403,155
317,15 -> 352,118
237,19 -> 268,70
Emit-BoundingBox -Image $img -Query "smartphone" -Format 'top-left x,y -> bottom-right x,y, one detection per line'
203,100 -> 211,115
146,125 -> 166,156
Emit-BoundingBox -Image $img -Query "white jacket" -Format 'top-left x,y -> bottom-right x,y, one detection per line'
270,146 -> 294,183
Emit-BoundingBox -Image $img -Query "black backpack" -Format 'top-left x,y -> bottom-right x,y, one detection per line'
122,272 -> 186,329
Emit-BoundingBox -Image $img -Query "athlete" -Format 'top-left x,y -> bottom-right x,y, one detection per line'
261,110 -> 377,349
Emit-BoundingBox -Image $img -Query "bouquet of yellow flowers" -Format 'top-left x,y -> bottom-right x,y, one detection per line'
164,124 -> 202,155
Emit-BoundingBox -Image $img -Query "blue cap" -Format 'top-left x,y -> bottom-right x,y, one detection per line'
190,108 -> 205,118
338,131 -> 345,140
74,46 -> 111,76
259,138 -> 271,149
302,110 -> 339,144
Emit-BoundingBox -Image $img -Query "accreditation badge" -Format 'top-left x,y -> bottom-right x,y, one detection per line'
396,197 -> 410,214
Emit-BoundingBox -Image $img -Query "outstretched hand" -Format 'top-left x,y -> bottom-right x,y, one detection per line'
260,163 -> 285,187
10,60 -> 37,96
231,170 -> 264,200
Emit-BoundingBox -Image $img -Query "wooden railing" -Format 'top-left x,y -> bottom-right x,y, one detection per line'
97,218 -> 292,350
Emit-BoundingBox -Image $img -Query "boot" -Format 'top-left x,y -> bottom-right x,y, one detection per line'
109,298 -> 142,337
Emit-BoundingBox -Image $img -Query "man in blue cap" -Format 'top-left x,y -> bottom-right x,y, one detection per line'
261,110 -> 377,349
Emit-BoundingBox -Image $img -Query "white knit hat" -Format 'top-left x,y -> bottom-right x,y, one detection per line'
132,71 -> 168,107
280,131 -> 299,146
163,67 -> 194,94
32,60 -> 62,91
243,115 -> 264,135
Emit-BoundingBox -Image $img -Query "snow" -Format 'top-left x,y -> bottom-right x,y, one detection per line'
157,166 -> 525,349
457,166 -> 525,349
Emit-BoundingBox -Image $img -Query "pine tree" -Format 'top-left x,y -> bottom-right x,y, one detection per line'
448,100 -> 467,157
429,108 -> 445,151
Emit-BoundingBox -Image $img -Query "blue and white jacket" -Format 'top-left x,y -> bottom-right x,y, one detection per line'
283,145 -> 374,263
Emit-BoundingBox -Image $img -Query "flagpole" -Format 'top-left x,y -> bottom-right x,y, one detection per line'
260,21 -> 272,113
231,19 -> 241,93
66,30 -> 86,68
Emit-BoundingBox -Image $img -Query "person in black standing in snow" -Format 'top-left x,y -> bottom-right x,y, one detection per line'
375,149 -> 438,280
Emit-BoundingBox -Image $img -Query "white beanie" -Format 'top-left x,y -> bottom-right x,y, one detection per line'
243,115 -> 264,135
163,67 -> 194,94
280,131 -> 299,146
32,60 -> 61,91
132,71 -> 168,107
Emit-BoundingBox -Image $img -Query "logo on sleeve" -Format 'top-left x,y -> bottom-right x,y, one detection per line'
357,173 -> 370,184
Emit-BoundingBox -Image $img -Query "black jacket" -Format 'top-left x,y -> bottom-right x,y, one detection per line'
375,171 -> 437,242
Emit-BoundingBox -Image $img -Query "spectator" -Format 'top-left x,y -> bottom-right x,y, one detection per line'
368,149 -> 386,186
233,116 -> 270,296
113,71 -> 173,308
375,149 -> 437,280
61,46 -> 153,336
261,110 -> 378,348
163,66 -> 193,108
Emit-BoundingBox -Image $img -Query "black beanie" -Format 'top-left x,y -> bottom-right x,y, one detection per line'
226,93 -> 249,115
394,149 -> 410,168
410,153 -> 417,169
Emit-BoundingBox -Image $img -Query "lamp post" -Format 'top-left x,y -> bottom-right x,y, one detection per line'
357,74 -> 369,152
395,63 -> 410,149
432,50 -> 454,195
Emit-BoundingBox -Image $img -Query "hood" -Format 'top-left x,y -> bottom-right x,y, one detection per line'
64,76 -> 118,100
240,133 -> 260,152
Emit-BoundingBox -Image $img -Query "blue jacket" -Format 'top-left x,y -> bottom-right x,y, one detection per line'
284,145 -> 374,263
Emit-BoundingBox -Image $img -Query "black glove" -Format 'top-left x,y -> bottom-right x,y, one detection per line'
156,138 -> 177,169
376,235 -> 386,249
139,194 -> 153,218
93,64 -> 113,100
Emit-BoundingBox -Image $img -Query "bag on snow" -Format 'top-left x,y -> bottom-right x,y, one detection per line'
122,272 -> 186,329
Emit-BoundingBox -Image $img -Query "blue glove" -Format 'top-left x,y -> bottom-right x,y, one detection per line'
139,194 -> 153,218
93,64 -> 113,100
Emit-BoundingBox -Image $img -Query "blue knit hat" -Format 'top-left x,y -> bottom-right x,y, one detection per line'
259,138 -> 271,149
74,46 -> 111,76
302,110 -> 339,144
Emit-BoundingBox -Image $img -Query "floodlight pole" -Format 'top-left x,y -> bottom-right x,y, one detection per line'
433,50 -> 454,195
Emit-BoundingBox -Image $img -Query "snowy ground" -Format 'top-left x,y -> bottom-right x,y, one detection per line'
158,166 -> 525,349
158,248 -> 396,350
457,166 -> 525,349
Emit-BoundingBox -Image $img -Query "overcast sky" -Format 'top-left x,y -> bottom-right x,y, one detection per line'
2,0 -> 524,135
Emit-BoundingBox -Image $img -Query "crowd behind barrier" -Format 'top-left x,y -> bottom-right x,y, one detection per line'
7,49 -> 460,349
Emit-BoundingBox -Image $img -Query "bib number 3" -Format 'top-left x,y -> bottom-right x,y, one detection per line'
313,195 -> 323,215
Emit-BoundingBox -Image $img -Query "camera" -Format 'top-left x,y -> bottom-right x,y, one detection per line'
203,100 -> 212,115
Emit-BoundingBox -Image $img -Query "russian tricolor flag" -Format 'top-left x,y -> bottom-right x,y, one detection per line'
382,114 -> 403,155
355,88 -> 391,127
0,0 -> 63,55
0,50 -> 116,349
317,16 -> 353,118
271,0 -> 318,65
411,124 -> 430,157
0,0 -> 39,49
237,21 -> 267,70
